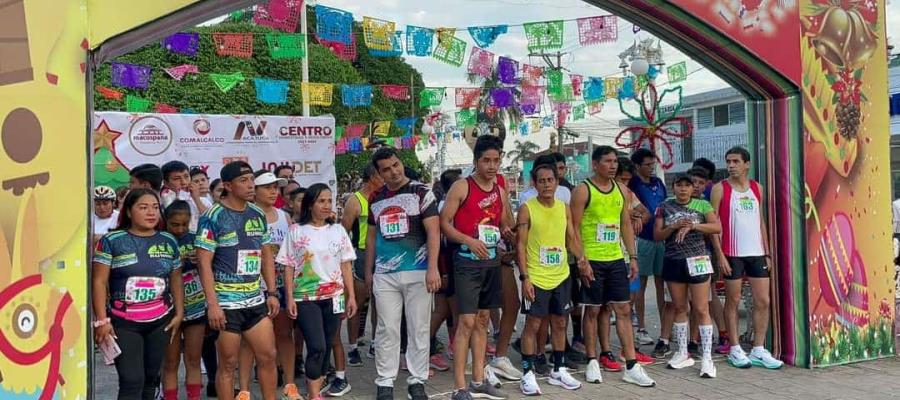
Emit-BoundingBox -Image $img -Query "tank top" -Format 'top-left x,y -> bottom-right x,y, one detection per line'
454,176 -> 504,261
352,191 -> 369,250
525,197 -> 569,289
580,179 -> 625,262
718,180 -> 765,257
264,208 -> 290,289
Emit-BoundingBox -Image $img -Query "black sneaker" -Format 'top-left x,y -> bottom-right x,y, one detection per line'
407,383 -> 428,400
652,340 -> 671,359
206,384 -> 217,398
566,349 -> 587,365
348,348 -> 363,367
534,354 -> 551,376
376,386 -> 394,400
687,341 -> 700,359
325,377 -> 351,397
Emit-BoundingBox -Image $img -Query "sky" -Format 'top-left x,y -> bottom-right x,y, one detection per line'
313,0 -> 900,168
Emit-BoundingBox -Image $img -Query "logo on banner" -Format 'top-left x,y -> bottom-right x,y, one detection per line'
233,120 -> 275,143
278,125 -> 334,137
180,118 -> 224,145
129,116 -> 173,156
194,119 -> 211,135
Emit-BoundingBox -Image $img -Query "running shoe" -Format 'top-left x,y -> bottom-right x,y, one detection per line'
749,347 -> 784,369
548,367 -> 582,390
651,340 -> 671,359
715,336 -> 731,355
635,329 -> 654,345
451,389 -> 473,400
520,371 -> 542,396
407,383 -> 428,400
489,356 -> 523,380
484,365 -> 502,388
236,391 -> 251,400
700,358 -> 717,378
585,359 -> 603,384
468,381 -> 508,399
348,348 -> 363,367
377,386 -> 394,400
622,364 -> 656,387
282,383 -> 303,400
619,350 -> 654,366
430,353 -> 450,371
599,353 -> 622,371
325,378 -> 351,397
727,346 -> 752,369
667,352 -> 695,370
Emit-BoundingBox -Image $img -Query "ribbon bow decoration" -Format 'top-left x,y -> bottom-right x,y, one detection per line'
614,83 -> 693,170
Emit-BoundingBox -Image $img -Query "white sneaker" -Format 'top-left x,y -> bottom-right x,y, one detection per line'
622,364 -> 656,387
635,329 -> 654,345
667,352 -> 695,370
728,346 -> 752,369
750,347 -> 784,369
700,358 -> 717,378
548,368 -> 582,390
484,365 -> 502,388
519,371 -> 541,396
585,359 -> 603,384
489,356 -> 523,380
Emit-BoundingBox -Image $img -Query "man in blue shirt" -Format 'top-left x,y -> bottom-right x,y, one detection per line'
627,149 -> 672,358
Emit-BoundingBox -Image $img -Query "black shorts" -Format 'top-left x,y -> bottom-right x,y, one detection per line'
353,249 -> 366,281
725,256 -> 769,280
183,315 -> 208,327
528,279 -> 572,317
569,263 -> 581,305
453,255 -> 502,314
580,260 -> 630,306
662,257 -> 712,285
222,303 -> 268,334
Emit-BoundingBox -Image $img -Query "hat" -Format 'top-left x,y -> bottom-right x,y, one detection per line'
220,161 -> 254,182
254,172 -> 287,187
673,173 -> 693,185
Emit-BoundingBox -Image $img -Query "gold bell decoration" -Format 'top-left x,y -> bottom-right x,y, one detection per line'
808,4 -> 877,70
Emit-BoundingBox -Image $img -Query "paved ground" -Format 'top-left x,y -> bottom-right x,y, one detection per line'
93,284 -> 900,399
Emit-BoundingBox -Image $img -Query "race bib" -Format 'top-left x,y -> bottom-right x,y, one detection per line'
596,224 -> 620,243
738,197 -> 755,212
539,246 -> 563,266
379,213 -> 409,238
478,224 -> 501,248
687,255 -> 713,277
125,276 -> 166,303
333,295 -> 346,314
182,271 -> 203,297
237,249 -> 262,276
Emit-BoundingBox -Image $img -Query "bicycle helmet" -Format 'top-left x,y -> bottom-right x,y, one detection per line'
94,185 -> 117,201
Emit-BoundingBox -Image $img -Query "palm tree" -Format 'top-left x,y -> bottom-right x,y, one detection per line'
506,139 -> 540,166
465,68 -> 524,147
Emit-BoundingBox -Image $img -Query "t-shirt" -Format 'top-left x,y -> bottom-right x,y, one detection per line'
368,180 -> 438,274
195,203 -> 272,310
93,230 -> 181,322
276,223 -> 356,302
175,232 -> 206,321
629,176 -> 667,241
161,189 -> 213,233
518,186 -> 571,209
93,210 -> 120,237
656,198 -> 714,259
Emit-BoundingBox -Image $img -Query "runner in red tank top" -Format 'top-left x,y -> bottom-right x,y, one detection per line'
452,176 -> 503,257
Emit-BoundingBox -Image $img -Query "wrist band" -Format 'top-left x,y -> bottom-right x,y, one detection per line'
93,318 -> 110,328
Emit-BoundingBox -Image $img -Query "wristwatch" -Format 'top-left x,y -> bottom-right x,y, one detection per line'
267,290 -> 278,298
519,274 -> 529,282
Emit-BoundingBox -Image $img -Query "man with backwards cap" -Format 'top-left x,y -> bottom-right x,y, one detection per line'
195,161 -> 281,400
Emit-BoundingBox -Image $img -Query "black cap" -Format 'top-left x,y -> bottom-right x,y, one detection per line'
673,173 -> 693,185
220,161 -> 254,182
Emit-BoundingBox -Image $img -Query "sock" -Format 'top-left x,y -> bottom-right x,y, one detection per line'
521,354 -> 535,374
700,325 -> 713,360
674,321 -> 688,355
186,384 -> 202,400
719,329 -> 728,339
626,359 -> 637,370
336,371 -> 346,380
349,343 -> 358,351
163,389 -> 178,400
552,351 -> 565,372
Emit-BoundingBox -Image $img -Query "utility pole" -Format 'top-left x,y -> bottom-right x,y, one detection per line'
300,3 -> 310,117
529,51 -> 569,155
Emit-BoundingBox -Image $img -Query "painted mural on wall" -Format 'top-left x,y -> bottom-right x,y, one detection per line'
800,0 -> 893,367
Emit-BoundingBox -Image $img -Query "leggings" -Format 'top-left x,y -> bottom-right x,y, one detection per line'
112,313 -> 171,400
296,299 -> 341,380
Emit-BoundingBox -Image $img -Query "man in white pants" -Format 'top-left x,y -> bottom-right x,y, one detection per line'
365,147 -> 442,400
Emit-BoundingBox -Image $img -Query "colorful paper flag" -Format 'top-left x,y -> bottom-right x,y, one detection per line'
315,5 -> 354,44
317,34 -> 357,61
301,82 -> 333,106
576,15 -> 617,46
163,64 -> 199,81
456,109 -> 477,127
467,25 -> 508,48
266,33 -> 306,59
546,69 -> 564,96
96,85 -> 123,100
406,26 -> 434,56
341,84 -> 373,107
254,0 -> 303,33
345,124 -> 368,138
520,85 -> 543,105
433,34 -> 466,67
212,33 -> 254,58
161,32 -> 199,56
523,20 -> 564,51
490,88 -> 515,108
111,62 -> 151,90
583,77 -> 605,102
369,31 -> 403,57
255,78 -> 290,104
395,117 -> 416,136
573,104 -> 585,120
618,76 -> 636,99
604,77 -> 622,99
667,61 -> 687,83
209,72 -> 245,93
155,102 -> 178,113
363,17 -> 397,51
467,46 -> 495,78
497,57 -> 519,85
125,95 -> 151,112
455,88 -> 481,108
571,74 -> 583,97
372,120 -> 392,136
522,64 -> 543,86
379,84 -> 409,100
418,87 -> 445,107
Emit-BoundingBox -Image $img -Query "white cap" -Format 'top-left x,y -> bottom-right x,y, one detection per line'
254,172 -> 288,187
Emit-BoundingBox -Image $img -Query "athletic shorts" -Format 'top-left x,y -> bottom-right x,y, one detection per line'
353,249 -> 366,281
725,256 -> 769,280
569,264 -> 582,305
183,315 -> 208,327
453,254 -> 502,314
637,238 -> 665,277
662,257 -> 712,285
528,279 -> 572,317
222,303 -> 268,334
580,259 -> 631,306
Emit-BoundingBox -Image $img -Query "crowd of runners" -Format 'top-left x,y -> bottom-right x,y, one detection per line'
91,136 -> 783,400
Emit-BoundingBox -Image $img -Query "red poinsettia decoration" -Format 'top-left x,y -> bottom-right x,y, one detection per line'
614,83 -> 693,170
831,68 -> 863,104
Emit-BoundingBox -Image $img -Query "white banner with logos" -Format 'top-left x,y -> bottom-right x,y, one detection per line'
93,112 -> 337,190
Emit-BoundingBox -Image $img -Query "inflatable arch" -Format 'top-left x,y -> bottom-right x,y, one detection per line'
0,0 -> 889,397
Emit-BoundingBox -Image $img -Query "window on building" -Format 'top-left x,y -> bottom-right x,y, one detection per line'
697,107 -> 713,129
714,104 -> 730,126
729,102 -> 746,124
681,120 -> 694,162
